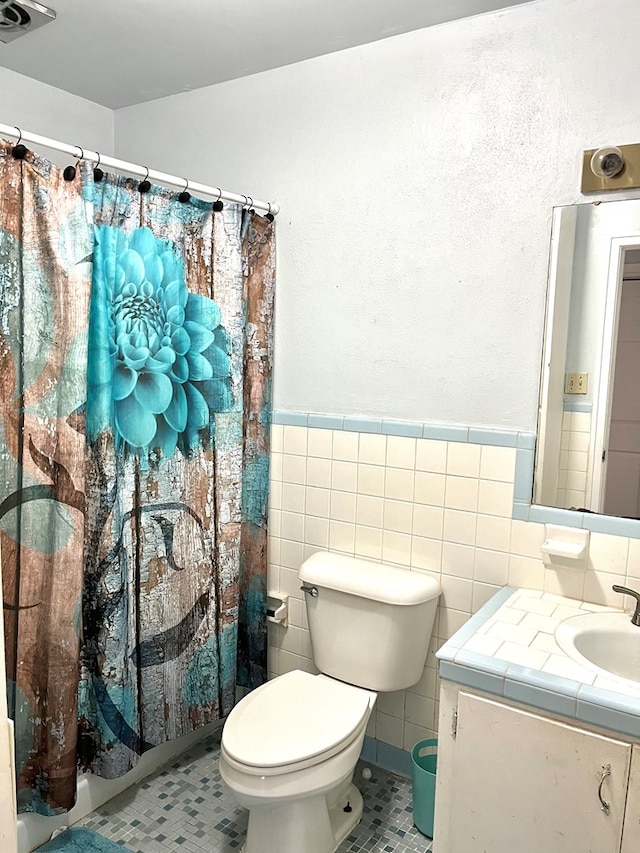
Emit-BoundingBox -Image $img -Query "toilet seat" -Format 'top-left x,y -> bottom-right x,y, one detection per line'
222,670 -> 374,776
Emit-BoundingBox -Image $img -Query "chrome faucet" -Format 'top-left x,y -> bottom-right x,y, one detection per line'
612,585 -> 640,626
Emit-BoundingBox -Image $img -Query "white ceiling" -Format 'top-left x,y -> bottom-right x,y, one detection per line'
0,0 -> 537,109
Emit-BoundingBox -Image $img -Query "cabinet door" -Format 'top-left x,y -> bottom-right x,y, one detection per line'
621,745 -> 640,853
449,692 -> 630,853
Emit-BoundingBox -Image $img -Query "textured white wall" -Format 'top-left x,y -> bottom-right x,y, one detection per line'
0,67 -> 114,164
114,0 -> 640,431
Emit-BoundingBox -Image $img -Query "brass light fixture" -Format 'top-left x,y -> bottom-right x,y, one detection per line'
581,142 -> 640,193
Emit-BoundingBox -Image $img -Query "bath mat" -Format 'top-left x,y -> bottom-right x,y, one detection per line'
37,827 -> 134,852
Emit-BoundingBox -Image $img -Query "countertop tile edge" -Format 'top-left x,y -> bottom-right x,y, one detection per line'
437,587 -> 640,741
435,586 -> 515,661
439,660 -> 505,696
505,663 -> 582,698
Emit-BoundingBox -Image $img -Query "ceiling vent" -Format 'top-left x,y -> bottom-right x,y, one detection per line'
0,0 -> 56,44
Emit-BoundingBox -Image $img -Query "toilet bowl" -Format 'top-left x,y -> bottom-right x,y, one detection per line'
220,670 -> 376,853
220,552 -> 441,853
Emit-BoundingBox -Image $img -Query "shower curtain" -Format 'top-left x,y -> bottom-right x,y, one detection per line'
0,141 -> 274,814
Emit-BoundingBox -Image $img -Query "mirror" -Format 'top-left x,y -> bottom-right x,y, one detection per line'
535,198 -> 640,519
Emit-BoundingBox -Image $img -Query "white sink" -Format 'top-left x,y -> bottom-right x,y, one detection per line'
555,611 -> 640,686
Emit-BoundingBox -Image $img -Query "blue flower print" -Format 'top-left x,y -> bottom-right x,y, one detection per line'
87,226 -> 232,458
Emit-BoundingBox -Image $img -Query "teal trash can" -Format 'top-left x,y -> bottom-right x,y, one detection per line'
411,738 -> 437,838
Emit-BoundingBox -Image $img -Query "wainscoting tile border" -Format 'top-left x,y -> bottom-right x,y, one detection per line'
563,401 -> 592,413
361,736 -> 413,778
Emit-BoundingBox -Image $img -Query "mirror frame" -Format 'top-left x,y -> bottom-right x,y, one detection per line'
527,200 -> 640,540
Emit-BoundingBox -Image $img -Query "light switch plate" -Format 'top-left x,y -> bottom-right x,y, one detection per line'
565,373 -> 588,394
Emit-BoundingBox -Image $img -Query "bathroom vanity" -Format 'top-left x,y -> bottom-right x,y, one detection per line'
434,587 -> 640,853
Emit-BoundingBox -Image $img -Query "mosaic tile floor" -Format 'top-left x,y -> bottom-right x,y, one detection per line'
79,730 -> 433,853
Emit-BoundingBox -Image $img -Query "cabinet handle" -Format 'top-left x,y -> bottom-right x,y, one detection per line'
598,763 -> 611,815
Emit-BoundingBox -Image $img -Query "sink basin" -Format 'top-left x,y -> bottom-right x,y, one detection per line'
555,611 -> 640,685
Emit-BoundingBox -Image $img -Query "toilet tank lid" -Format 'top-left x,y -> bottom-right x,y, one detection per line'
298,552 -> 441,605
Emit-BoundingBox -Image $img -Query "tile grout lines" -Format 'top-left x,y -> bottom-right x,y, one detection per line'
76,731 -> 434,853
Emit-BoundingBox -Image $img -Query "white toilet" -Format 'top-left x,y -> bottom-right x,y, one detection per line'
219,551 -> 441,853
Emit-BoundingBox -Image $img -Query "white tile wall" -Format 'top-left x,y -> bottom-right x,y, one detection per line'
557,410 -> 591,509
267,424 -> 640,753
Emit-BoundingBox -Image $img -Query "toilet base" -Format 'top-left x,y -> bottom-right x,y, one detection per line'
242,783 -> 363,853
328,783 -> 363,850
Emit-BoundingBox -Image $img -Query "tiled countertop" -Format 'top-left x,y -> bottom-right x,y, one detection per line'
436,587 -> 640,740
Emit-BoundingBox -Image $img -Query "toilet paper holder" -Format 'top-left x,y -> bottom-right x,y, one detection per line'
267,593 -> 289,626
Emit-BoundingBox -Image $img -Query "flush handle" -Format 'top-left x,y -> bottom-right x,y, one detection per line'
598,763 -> 611,815
300,584 -> 318,597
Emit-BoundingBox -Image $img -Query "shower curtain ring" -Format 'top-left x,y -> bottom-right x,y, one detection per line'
240,196 -> 254,239
63,145 -> 83,181
11,127 -> 27,160
138,166 -> 151,194
93,152 -> 104,183
178,177 -> 191,204
212,187 -> 224,212
265,202 -> 275,223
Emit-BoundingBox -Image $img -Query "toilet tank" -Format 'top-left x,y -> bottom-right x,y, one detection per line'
298,552 -> 441,692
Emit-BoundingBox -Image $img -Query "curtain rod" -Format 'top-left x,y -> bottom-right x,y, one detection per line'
0,122 -> 279,216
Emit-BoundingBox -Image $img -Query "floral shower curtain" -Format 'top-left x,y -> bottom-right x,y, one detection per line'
0,141 -> 274,814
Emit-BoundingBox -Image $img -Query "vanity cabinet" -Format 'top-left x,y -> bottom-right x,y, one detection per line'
622,748 -> 640,853
434,686 -> 640,853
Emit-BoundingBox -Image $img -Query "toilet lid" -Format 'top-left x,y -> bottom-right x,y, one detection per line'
222,670 -> 372,769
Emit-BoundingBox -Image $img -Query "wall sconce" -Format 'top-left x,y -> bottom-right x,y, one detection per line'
582,142 -> 640,192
